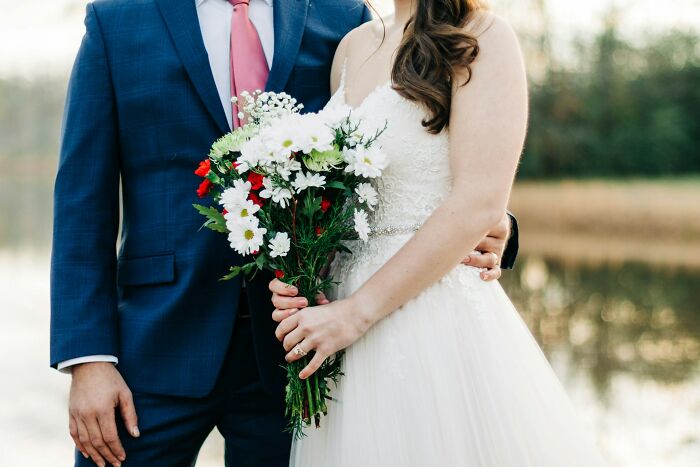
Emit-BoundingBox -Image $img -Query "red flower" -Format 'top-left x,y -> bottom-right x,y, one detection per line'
222,208 -> 228,216
315,226 -> 325,237
194,159 -> 211,177
197,178 -> 213,198
231,161 -> 240,171
321,196 -> 332,213
275,269 -> 285,279
247,172 -> 264,190
248,191 -> 264,207
252,250 -> 259,256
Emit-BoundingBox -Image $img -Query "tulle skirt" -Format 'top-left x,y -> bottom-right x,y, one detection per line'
291,236 -> 607,467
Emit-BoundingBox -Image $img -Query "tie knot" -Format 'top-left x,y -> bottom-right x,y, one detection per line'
229,0 -> 249,6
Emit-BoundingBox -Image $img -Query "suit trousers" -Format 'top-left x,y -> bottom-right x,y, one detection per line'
75,291 -> 291,466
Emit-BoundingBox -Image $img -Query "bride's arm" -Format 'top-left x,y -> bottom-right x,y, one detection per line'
277,15 -> 528,379
351,15 -> 528,315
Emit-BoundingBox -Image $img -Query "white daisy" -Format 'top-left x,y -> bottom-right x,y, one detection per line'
355,183 -> 378,210
219,180 -> 251,210
343,145 -> 388,178
258,177 -> 275,199
318,103 -> 352,128
262,113 -> 304,160
237,136 -> 271,173
353,208 -> 371,242
223,199 -> 260,222
226,217 -> 267,255
259,177 -> 293,208
270,187 -> 293,208
268,232 -> 291,258
275,158 -> 303,181
296,113 -> 335,154
292,172 -> 326,193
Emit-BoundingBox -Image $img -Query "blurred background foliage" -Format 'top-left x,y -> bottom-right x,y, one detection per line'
523,24 -> 700,178
1,12 -> 698,179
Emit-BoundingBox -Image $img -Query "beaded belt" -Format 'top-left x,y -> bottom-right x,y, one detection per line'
369,223 -> 422,238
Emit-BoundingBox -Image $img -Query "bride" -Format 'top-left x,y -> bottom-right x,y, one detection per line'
272,0 -> 606,465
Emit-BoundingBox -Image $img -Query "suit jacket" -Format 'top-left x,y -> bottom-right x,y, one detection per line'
51,0 -> 371,398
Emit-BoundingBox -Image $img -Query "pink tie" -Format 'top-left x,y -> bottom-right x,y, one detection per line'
229,0 -> 270,128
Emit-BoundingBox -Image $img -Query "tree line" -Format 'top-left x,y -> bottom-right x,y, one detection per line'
1,24 -> 698,179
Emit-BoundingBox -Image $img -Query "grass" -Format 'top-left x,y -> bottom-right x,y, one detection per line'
508,178 -> 700,268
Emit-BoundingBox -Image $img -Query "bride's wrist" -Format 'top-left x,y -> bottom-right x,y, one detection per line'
347,292 -> 381,332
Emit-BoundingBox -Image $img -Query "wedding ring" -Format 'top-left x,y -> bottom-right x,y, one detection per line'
294,343 -> 308,357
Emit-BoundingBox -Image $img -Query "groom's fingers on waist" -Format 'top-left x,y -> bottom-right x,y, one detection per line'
475,236 -> 502,256
463,253 -> 499,269
269,278 -> 298,296
480,267 -> 502,282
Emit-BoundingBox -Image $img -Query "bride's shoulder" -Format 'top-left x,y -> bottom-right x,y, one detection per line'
466,11 -> 522,56
330,19 -> 382,91
339,17 -> 383,55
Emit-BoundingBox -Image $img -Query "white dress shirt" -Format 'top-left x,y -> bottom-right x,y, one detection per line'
198,0 -> 274,127
58,0 -> 275,373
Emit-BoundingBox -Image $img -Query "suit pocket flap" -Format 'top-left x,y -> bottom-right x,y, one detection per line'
117,253 -> 175,287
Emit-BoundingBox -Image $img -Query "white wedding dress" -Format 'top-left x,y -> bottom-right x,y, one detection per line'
290,69 -> 607,466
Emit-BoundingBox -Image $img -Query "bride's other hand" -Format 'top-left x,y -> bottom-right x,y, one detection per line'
274,298 -> 373,379
462,211 -> 511,281
269,278 -> 331,323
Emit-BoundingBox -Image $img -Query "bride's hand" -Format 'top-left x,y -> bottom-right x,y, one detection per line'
274,297 -> 374,379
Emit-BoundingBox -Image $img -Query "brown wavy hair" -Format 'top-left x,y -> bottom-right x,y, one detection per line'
386,1 -> 486,134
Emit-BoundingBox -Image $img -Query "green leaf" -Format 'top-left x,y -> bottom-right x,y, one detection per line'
206,171 -> 221,184
193,204 -> 227,233
255,255 -> 267,268
220,266 -> 242,281
325,181 -> 347,190
204,220 -> 228,233
301,195 -> 322,219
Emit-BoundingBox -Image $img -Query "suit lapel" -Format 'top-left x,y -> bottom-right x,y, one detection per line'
155,0 -> 230,135
266,0 -> 310,92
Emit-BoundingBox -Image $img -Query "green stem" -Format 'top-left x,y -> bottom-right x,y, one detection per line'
305,368 -> 315,421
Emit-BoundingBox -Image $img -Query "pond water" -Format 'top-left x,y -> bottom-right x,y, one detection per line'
0,176 -> 698,466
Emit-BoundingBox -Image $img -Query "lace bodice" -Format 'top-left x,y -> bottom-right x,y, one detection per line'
327,66 -> 452,235
325,66 -> 457,282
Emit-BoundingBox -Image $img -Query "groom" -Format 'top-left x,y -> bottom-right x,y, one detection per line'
51,1 -> 518,466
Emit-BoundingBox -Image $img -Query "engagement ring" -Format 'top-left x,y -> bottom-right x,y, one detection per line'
294,344 -> 308,357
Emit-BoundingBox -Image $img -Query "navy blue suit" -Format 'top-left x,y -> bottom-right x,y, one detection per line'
51,0 -> 370,465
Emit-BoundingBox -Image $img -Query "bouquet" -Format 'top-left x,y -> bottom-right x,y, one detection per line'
193,90 -> 388,437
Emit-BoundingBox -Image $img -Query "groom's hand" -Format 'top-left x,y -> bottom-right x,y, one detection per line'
461,212 -> 511,281
269,279 -> 331,323
69,362 -> 139,467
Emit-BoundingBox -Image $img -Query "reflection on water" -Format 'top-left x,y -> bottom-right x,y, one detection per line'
1,175 -> 699,466
502,258 -> 700,390
500,257 -> 700,466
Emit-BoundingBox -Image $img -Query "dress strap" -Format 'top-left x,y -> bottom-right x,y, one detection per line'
338,57 -> 348,92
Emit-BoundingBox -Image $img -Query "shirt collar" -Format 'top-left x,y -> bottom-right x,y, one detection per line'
196,0 -> 273,7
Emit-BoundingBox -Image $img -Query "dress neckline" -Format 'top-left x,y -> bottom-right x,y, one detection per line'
337,59 -> 393,111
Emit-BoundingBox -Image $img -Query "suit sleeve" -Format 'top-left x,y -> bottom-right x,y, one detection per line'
500,212 -> 519,270
50,4 -> 121,368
